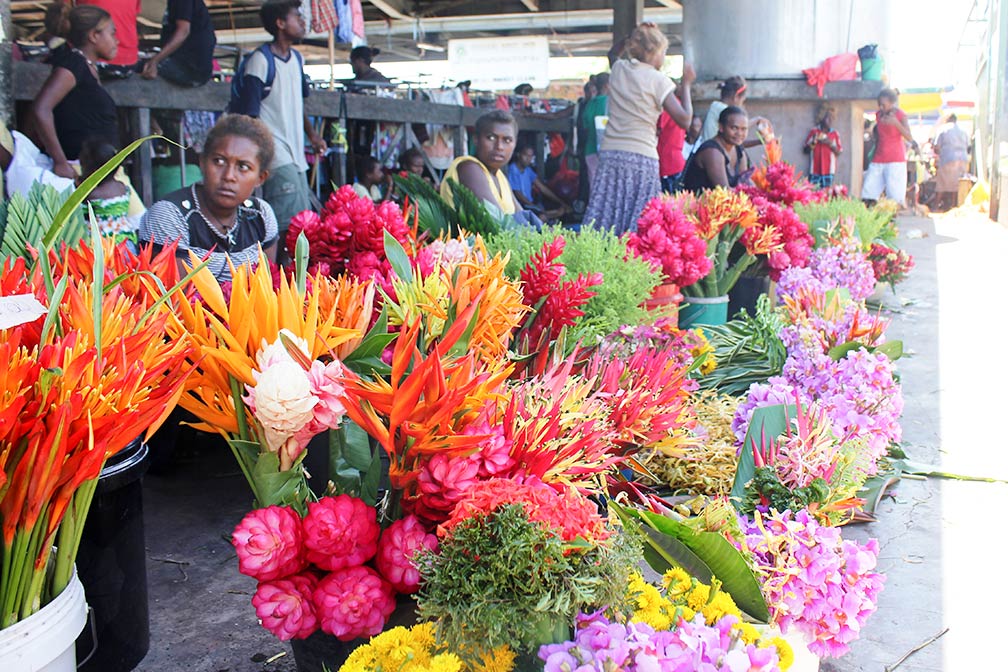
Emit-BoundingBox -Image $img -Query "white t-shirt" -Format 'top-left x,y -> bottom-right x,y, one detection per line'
4,131 -> 75,198
600,59 -> 675,159
245,48 -> 308,172
700,101 -> 728,144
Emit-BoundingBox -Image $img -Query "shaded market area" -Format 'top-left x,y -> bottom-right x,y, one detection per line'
0,2 -> 1003,672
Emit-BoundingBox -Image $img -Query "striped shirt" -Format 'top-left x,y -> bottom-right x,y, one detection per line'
138,184 -> 278,283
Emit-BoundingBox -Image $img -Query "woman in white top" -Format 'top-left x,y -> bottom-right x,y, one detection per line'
583,23 -> 694,234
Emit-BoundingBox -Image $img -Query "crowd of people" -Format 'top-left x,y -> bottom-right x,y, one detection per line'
3,9 -> 971,282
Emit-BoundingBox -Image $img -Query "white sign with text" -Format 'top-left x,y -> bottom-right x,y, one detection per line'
448,36 -> 550,91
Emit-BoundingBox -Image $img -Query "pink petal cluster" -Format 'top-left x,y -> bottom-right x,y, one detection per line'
409,452 -> 481,526
252,573 -> 319,640
232,505 -> 306,580
302,494 -> 380,570
285,185 -> 411,285
738,509 -> 885,658
294,360 -> 347,446
741,162 -> 817,206
627,196 -> 712,288
375,515 -> 438,593
746,196 -> 814,281
313,566 -> 397,641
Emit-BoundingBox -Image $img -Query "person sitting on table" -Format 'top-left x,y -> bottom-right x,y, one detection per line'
682,106 -> 753,193
141,0 -> 216,87
31,3 -> 120,179
353,155 -> 389,203
139,115 -> 278,282
440,110 -> 521,215
507,143 -> 570,220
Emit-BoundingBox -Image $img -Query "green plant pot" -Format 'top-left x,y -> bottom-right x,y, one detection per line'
679,295 -> 729,328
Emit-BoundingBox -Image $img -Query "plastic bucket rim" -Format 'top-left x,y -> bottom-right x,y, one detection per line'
0,569 -> 88,670
96,440 -> 149,494
681,294 -> 729,305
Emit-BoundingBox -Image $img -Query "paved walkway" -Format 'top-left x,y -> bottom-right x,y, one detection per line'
135,212 -> 1007,672
822,211 -> 1008,672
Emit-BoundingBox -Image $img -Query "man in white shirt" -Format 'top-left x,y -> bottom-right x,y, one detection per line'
232,0 -> 325,264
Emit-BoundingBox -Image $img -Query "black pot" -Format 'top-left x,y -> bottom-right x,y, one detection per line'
290,596 -> 418,672
75,438 -> 151,672
727,274 -> 770,319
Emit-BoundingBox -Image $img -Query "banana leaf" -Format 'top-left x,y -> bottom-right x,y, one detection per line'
730,403 -> 797,506
0,183 -> 86,261
391,173 -> 455,237
611,502 -> 769,622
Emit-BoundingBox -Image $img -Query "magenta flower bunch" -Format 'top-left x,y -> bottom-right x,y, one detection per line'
231,495 -> 437,642
737,509 -> 885,658
627,196 -> 713,288
539,610 -> 782,672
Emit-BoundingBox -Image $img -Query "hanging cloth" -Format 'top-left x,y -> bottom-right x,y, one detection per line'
311,0 -> 337,32
336,0 -> 353,43
350,0 -> 365,38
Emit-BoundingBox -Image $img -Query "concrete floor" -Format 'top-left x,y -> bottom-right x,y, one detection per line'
133,211 -> 1008,672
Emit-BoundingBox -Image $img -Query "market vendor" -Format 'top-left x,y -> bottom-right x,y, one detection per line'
440,110 -> 521,215
139,115 -> 278,282
682,106 -> 753,193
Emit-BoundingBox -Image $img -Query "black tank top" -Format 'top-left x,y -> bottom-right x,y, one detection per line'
682,139 -> 749,193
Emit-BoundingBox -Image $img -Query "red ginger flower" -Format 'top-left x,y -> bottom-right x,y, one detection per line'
252,572 -> 319,641
440,476 -> 610,545
410,452 -> 482,526
232,505 -> 306,581
518,237 -> 603,346
376,515 -> 438,593
744,196 -> 814,280
313,565 -> 396,641
301,495 -> 380,570
520,236 -> 566,306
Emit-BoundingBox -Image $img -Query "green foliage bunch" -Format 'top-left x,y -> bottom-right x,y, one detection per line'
793,197 -> 897,250
698,295 -> 787,395
0,183 -> 86,260
415,504 -> 640,655
487,225 -> 661,339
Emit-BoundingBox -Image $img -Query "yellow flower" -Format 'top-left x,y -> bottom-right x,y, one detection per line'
770,636 -> 794,671
685,584 -> 711,613
699,591 -> 741,625
471,645 -> 516,672
424,652 -> 464,672
734,622 -> 761,645
661,568 -> 692,597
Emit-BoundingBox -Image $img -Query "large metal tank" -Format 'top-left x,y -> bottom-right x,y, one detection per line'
682,0 -> 893,80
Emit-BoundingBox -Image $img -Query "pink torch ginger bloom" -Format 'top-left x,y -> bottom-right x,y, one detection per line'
313,566 -> 396,641
252,573 -> 319,640
376,515 -> 438,593
232,505 -> 306,580
411,452 -> 482,525
301,495 -> 380,570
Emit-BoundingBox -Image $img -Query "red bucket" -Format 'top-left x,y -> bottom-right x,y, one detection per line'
642,282 -> 683,326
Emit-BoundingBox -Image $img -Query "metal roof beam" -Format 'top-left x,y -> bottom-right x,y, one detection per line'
519,0 -> 540,10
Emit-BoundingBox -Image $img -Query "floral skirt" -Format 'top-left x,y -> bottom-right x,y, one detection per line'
583,150 -> 661,235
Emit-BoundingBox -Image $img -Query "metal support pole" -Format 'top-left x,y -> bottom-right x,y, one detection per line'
613,0 -> 644,46
134,108 -> 153,205
0,0 -> 13,125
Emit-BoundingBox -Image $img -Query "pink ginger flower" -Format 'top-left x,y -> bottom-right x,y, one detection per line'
294,360 -> 347,446
232,505 -> 306,581
313,566 -> 396,641
412,452 -> 482,525
301,495 -> 380,570
252,572 -> 319,640
375,515 -> 438,593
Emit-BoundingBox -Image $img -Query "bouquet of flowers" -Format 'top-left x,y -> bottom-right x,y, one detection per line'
672,188 -> 781,298
231,497 -> 437,641
286,185 -> 413,291
746,195 -> 815,282
736,509 -> 885,658
0,239 -> 194,628
626,196 -> 712,289
867,242 -> 914,290
416,477 -> 641,666
743,161 -> 819,206
540,569 -> 789,672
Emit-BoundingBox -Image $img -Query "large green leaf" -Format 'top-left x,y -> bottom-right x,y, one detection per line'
612,503 -> 769,622
730,403 -> 797,506
328,420 -> 385,506
391,172 -> 455,236
383,230 -> 414,282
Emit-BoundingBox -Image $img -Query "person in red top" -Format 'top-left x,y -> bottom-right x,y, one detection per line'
78,0 -> 139,68
861,88 -> 914,206
657,110 -> 685,192
803,103 -> 842,189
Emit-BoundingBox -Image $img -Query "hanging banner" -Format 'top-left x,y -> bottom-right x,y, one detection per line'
448,36 -> 550,91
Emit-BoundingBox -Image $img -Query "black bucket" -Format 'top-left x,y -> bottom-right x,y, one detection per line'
75,438 -> 151,672
727,274 -> 770,319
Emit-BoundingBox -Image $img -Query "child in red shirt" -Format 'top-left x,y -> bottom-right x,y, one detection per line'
804,103 -> 842,188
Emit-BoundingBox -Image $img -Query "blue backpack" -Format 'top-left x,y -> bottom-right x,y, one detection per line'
227,43 -> 305,114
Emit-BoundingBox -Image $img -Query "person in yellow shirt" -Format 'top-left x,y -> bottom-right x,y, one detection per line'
441,110 -> 520,215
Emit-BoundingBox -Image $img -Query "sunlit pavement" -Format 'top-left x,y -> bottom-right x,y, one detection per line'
822,211 -> 1008,672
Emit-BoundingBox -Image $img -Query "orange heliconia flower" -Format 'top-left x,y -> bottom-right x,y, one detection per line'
692,187 -> 759,241
163,252 -> 361,435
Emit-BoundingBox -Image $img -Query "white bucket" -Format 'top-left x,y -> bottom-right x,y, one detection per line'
0,571 -> 88,672
753,622 -> 820,672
